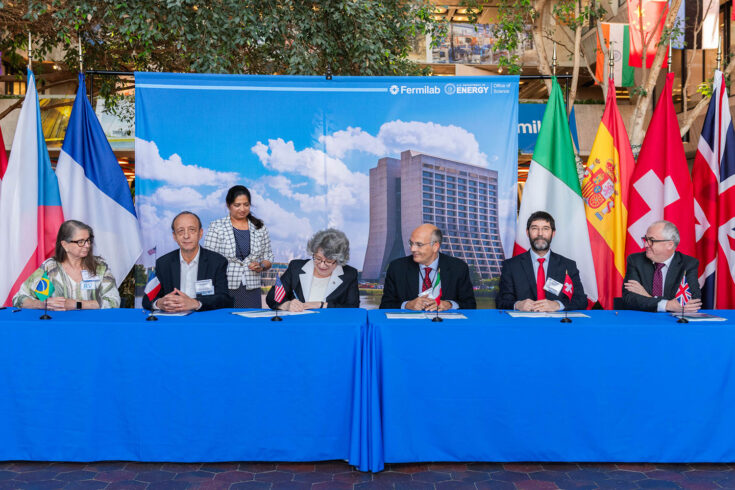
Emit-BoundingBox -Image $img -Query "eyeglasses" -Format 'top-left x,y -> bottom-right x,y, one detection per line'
641,236 -> 672,246
529,226 -> 552,233
408,240 -> 436,249
313,255 -> 337,266
67,238 -> 93,247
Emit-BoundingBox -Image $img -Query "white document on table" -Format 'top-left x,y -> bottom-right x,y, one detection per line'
148,311 -> 193,317
385,312 -> 468,320
231,310 -> 318,318
506,311 -> 590,318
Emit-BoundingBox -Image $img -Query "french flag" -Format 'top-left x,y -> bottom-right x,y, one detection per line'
144,269 -> 161,302
0,69 -> 65,306
56,73 -> 142,287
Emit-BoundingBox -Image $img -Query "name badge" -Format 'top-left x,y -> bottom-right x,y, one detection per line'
81,280 -> 98,290
195,279 -> 215,296
81,270 -> 99,281
544,277 -> 563,296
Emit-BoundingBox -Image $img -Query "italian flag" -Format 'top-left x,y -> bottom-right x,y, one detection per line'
429,270 -> 442,307
595,23 -> 635,87
514,77 -> 598,304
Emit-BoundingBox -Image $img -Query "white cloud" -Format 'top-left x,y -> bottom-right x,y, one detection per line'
142,186 -> 226,211
317,120 -> 489,167
319,126 -> 386,158
251,139 -> 369,231
135,138 -> 239,186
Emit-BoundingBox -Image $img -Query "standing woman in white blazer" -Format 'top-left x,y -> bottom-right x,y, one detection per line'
203,185 -> 274,308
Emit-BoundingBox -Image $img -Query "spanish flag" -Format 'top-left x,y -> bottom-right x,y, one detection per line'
33,271 -> 55,302
582,79 -> 634,309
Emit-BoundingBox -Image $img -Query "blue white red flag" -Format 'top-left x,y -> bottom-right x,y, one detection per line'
0,69 -> 65,306
692,70 -> 735,308
56,73 -> 142,287
675,275 -> 692,307
144,269 -> 161,302
273,276 -> 286,304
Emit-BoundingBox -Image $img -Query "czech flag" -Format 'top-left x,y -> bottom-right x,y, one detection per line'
56,73 -> 142,286
0,69 -> 64,306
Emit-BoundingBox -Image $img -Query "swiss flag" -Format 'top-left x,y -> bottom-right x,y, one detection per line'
625,73 -> 696,258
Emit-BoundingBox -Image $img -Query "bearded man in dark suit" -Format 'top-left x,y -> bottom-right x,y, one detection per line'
497,211 -> 587,311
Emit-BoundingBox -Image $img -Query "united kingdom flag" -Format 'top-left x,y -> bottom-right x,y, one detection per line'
692,70 -> 735,308
675,275 -> 692,307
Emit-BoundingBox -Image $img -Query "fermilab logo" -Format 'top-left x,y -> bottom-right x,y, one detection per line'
389,84 -> 441,95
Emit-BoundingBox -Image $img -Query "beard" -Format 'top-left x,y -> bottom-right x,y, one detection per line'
531,237 -> 551,252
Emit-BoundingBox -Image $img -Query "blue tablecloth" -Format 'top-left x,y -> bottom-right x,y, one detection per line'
366,309 -> 735,472
0,308 -> 366,464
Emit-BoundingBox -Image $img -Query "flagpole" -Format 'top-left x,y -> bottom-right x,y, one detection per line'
40,299 -> 51,320
431,267 -> 442,322
717,33 -> 722,72
667,40 -> 672,74
28,32 -> 32,70
560,269 -> 571,323
552,42 -> 557,77
78,36 -> 83,73
608,40 -> 615,84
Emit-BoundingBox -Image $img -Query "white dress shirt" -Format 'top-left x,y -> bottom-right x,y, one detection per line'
655,254 -> 675,312
307,275 -> 330,302
526,249 -> 564,311
180,248 -> 201,299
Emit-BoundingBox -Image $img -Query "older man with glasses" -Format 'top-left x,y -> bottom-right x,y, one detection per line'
379,223 -> 476,310
622,220 -> 701,312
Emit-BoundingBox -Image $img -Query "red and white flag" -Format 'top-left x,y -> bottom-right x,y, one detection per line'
691,70 -> 735,308
562,271 -> 574,301
626,73 -> 696,258
273,276 -> 286,304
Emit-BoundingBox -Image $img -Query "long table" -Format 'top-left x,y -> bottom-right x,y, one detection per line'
0,308 -> 366,465
2,308 -> 735,473
367,309 -> 735,471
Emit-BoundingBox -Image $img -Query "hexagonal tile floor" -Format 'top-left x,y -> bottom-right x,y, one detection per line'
0,462 -> 733,489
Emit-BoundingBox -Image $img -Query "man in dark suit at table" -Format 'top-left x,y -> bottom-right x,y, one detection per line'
497,211 -> 587,311
622,220 -> 701,312
143,211 -> 233,312
379,224 -> 476,310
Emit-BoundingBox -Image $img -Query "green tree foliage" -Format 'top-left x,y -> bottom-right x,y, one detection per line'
1,0 -> 443,78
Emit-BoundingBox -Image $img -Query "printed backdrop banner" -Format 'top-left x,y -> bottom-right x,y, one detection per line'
135,73 -> 519,286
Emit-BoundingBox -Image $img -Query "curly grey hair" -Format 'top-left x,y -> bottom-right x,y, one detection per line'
307,228 -> 350,265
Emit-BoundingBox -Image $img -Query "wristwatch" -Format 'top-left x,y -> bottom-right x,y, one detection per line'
76,301 -> 82,310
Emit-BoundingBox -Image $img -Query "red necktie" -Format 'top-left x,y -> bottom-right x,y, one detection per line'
652,263 -> 664,297
536,258 -> 546,300
422,267 -> 432,292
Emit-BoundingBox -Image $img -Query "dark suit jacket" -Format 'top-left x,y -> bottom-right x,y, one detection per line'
497,250 -> 588,310
143,247 -> 233,311
622,251 -> 700,311
379,253 -> 476,309
265,259 -> 360,309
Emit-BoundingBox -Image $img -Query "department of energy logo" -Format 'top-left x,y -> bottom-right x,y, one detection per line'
389,85 -> 400,95
444,83 -> 457,95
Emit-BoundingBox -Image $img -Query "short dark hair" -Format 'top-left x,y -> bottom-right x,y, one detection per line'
526,211 -> 555,231
171,211 -> 202,232
225,185 -> 264,229
431,228 -> 443,245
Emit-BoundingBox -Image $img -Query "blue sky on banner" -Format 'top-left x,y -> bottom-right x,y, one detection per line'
135,73 -> 519,269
